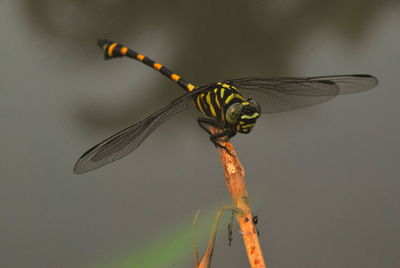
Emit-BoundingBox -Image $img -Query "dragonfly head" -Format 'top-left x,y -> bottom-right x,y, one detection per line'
226,99 -> 261,134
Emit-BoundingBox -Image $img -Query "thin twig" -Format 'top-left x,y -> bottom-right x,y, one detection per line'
193,207 -> 245,268
211,128 -> 267,268
193,210 -> 201,267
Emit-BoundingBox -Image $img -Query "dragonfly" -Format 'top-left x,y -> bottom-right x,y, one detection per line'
73,39 -> 378,174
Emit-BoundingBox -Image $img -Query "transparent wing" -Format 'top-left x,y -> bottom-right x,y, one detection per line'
228,74 -> 378,113
74,89 -> 202,174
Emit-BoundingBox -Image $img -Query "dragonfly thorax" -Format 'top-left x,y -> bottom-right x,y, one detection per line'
226,99 -> 261,134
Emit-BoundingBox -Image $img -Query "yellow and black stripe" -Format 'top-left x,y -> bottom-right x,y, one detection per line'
98,39 -> 249,123
193,82 -> 245,120
98,39 -> 196,92
97,39 -> 255,125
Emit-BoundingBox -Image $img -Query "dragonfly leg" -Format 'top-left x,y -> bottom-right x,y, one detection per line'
197,118 -> 235,155
197,117 -> 225,135
210,131 -> 231,152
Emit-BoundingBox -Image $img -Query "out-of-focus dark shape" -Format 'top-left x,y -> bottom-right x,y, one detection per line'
20,0 -> 393,130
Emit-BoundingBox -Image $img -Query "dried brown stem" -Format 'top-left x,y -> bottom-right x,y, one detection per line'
211,128 -> 267,268
194,207 -> 244,268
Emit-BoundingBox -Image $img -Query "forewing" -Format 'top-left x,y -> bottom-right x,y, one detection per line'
74,89 -> 201,174
229,74 -> 378,113
307,74 -> 378,94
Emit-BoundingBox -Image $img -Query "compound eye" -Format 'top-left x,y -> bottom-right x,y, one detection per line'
225,103 -> 243,124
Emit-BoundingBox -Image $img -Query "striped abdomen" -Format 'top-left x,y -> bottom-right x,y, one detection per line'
98,39 -> 196,92
193,82 -> 245,121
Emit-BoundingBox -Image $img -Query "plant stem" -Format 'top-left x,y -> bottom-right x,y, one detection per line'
212,129 -> 267,268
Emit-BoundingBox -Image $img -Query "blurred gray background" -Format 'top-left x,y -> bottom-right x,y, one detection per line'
1,0 -> 399,267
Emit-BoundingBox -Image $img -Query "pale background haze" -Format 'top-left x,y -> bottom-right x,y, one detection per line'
1,1 -> 399,267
